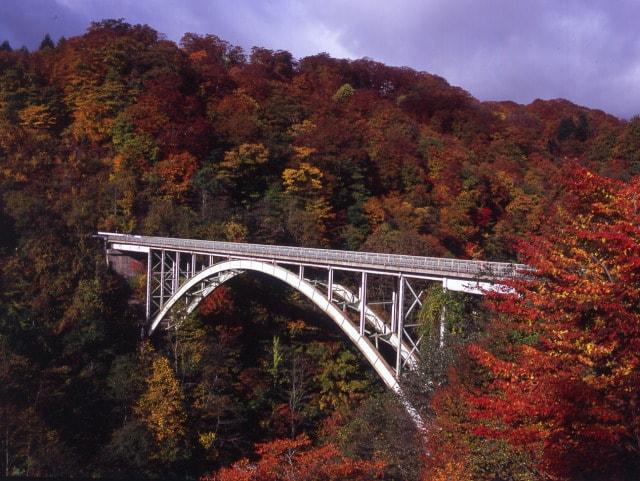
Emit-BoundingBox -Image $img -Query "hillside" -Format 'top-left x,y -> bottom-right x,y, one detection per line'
0,20 -> 638,480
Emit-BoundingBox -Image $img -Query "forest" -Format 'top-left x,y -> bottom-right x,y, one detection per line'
0,19 -> 639,481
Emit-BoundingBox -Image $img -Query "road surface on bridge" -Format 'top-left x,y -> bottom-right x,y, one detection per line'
98,232 -> 528,282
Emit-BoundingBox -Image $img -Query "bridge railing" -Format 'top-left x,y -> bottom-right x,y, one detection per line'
98,232 -> 530,279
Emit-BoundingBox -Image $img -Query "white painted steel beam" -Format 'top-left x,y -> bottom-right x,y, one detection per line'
98,232 -> 529,282
111,243 -> 150,253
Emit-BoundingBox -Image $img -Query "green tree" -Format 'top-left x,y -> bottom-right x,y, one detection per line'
38,34 -> 55,50
217,143 -> 270,204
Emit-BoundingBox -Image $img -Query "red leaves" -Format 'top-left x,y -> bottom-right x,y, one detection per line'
202,435 -> 384,481
464,166 -> 640,479
199,286 -> 234,317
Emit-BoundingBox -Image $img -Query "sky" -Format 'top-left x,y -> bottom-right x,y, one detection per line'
1,0 -> 639,119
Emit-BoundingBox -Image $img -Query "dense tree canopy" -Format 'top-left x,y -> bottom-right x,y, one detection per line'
0,20 -> 638,480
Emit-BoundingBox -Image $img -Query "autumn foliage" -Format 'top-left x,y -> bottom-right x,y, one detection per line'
473,166 -> 639,479
0,18 -> 639,481
425,166 -> 640,480
202,435 -> 384,481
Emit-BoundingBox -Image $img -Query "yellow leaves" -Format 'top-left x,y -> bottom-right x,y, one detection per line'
492,170 -> 518,197
199,431 -> 217,450
583,342 -> 596,356
575,337 -> 616,360
215,143 -> 270,199
282,162 -> 323,194
223,220 -> 248,242
228,142 -> 268,165
332,83 -> 355,102
219,143 -> 269,180
291,145 -> 316,162
425,136 -> 468,179
282,162 -> 334,246
230,88 -> 260,111
439,189 -> 481,240
135,356 -> 187,448
198,431 -> 220,467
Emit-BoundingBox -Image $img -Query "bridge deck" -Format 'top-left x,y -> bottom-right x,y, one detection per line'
97,232 -> 528,281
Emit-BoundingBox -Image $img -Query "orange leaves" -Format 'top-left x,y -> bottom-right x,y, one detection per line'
189,49 -> 208,63
154,151 -> 198,198
363,194 -> 427,233
467,344 -> 515,379
203,435 -> 385,481
18,104 -> 56,130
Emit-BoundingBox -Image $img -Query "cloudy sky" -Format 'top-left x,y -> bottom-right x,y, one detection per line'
1,0 -> 639,118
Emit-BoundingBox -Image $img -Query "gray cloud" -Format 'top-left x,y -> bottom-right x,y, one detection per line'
0,0 -> 86,48
0,0 -> 638,118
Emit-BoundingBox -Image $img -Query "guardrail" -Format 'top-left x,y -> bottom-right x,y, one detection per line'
97,232 -> 530,279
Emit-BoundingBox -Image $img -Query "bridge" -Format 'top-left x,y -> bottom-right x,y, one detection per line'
97,232 -> 528,429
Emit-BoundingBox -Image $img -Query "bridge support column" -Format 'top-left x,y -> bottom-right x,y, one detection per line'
298,265 -> 304,279
327,268 -> 333,302
173,252 -> 180,294
146,250 -> 152,321
160,250 -> 165,309
391,290 -> 397,333
395,275 -> 405,378
359,272 -> 367,336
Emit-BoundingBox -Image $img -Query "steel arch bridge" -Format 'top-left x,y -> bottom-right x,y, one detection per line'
97,232 -> 527,429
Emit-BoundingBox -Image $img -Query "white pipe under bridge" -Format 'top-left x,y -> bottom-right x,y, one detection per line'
97,231 -> 528,429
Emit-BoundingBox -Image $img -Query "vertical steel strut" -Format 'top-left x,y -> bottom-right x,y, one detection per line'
359,272 -> 367,336
146,249 -> 152,320
160,250 -> 165,309
396,275 -> 405,378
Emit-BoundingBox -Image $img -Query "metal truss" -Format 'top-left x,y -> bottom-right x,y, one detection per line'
100,232 -> 522,431
143,248 -> 454,381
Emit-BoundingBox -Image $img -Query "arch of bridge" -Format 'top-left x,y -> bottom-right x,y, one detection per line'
150,258 -> 401,389
148,258 -> 424,429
